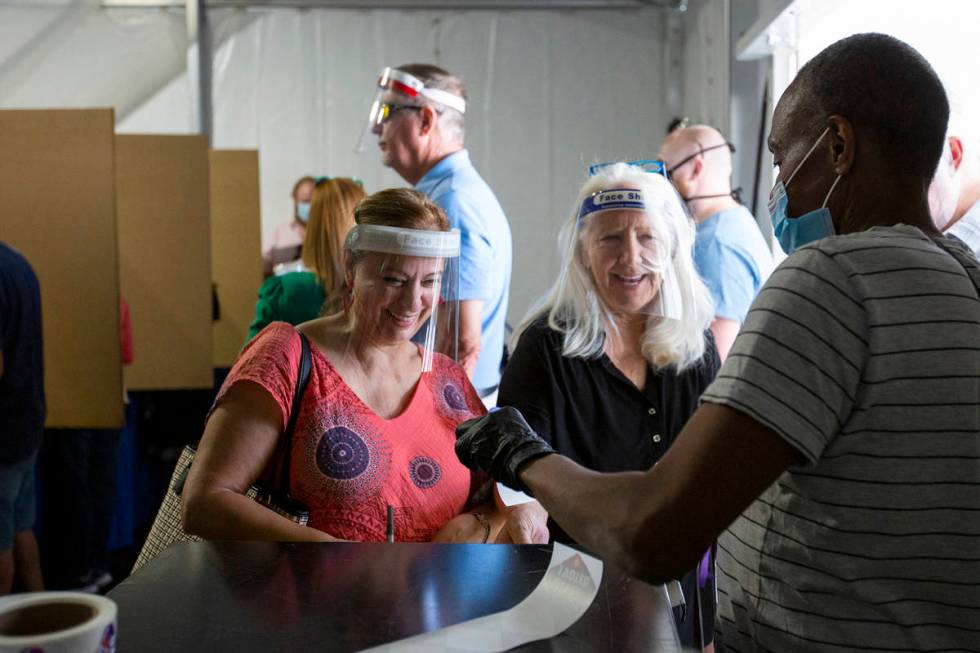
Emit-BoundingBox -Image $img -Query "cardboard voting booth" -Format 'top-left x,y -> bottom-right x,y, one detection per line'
0,108 -> 124,428
115,134 -> 213,390
209,150 -> 262,368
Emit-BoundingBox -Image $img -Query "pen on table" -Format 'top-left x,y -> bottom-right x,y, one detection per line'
387,505 -> 395,543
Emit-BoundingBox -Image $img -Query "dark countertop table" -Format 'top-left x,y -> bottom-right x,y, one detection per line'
109,541 -> 680,652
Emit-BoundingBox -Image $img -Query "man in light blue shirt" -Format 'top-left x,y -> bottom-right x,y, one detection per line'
948,201 -> 980,257
366,63 -> 512,398
928,124 -> 980,257
660,124 -> 774,361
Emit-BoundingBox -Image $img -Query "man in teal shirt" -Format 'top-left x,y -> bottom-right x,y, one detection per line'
366,63 -> 512,400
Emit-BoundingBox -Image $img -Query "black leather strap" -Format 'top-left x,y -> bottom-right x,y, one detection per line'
272,331 -> 312,492
175,331 -> 312,499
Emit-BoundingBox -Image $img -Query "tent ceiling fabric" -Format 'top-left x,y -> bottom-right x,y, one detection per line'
100,1 -> 685,8
0,2 -> 188,117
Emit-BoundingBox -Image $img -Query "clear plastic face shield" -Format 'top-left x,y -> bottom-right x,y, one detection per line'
343,224 -> 461,372
572,181 -> 690,324
355,67 -> 467,153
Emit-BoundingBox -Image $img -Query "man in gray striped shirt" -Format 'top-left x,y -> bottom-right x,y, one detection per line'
456,33 -> 979,652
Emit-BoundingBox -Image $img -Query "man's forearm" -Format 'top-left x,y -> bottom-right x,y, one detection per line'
519,455 -> 680,581
517,404 -> 800,582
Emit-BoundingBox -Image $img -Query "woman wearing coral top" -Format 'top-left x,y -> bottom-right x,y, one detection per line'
183,189 -> 515,543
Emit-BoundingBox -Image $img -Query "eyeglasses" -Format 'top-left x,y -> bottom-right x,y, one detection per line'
666,142 -> 736,176
375,103 -> 423,125
587,159 -> 669,179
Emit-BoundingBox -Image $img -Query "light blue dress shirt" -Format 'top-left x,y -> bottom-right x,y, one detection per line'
694,205 -> 774,322
947,199 -> 980,258
416,149 -> 512,393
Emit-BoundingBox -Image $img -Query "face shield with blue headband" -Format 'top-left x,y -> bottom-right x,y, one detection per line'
355,67 -> 467,154
572,176 -> 688,322
343,223 -> 461,372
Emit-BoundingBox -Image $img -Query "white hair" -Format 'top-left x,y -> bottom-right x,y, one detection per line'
513,163 -> 715,371
433,106 -> 465,145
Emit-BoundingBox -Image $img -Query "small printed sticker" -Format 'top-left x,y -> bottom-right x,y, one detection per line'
546,553 -> 598,595
100,622 -> 116,653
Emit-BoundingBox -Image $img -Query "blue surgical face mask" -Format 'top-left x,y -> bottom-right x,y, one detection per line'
768,127 -> 842,253
296,201 -> 311,223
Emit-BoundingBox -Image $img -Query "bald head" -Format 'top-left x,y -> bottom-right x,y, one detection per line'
658,124 -> 737,219
660,125 -> 732,175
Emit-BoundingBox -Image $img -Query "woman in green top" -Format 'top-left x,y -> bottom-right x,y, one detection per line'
247,178 -> 366,341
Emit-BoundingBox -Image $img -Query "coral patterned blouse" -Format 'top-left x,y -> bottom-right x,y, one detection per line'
213,322 -> 487,542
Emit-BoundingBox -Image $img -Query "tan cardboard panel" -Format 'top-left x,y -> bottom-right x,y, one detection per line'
209,150 -> 262,368
0,109 -> 123,428
116,134 -> 213,390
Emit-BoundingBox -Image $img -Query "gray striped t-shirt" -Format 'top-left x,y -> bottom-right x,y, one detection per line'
702,225 -> 980,652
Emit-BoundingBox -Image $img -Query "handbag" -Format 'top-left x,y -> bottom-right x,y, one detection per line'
132,331 -> 313,574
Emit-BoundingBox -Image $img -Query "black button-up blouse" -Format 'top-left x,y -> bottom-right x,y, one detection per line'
497,316 -> 721,542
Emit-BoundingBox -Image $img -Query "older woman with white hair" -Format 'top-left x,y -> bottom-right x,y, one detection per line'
495,162 -> 719,647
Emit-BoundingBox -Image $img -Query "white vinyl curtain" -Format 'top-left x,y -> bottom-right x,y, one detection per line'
123,6 -> 671,322
0,2 -> 732,323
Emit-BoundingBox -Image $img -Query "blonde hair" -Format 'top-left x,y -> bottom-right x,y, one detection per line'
513,163 -> 715,371
301,178 -> 366,299
338,188 -> 451,306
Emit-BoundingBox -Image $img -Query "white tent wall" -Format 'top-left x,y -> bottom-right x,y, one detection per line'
2,1 -> 734,325
678,0 -> 729,134
790,0 -> 980,143
730,0 -> 980,249
728,0 -> 774,245
125,5 -> 679,324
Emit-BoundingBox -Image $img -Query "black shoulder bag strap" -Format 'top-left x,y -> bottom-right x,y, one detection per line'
268,330 -> 312,500
174,331 -> 313,504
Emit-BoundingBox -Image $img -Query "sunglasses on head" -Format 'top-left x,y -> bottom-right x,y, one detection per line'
587,159 -> 669,179
666,142 -> 736,177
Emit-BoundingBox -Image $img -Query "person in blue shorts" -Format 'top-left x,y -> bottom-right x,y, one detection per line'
0,242 -> 45,594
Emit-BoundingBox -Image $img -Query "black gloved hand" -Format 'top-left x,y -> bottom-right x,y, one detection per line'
455,406 -> 556,494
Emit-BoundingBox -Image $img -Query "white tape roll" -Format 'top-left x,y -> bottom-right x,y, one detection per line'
0,592 -> 116,653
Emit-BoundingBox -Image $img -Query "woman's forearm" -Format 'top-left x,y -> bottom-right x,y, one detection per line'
183,487 -> 341,543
